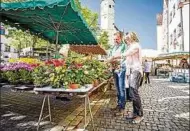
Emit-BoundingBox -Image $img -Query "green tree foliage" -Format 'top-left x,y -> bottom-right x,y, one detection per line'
98,31 -> 110,50
5,27 -> 50,57
74,0 -> 99,32
74,0 -> 109,50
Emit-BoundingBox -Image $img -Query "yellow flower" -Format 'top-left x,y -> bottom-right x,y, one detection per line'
8,58 -> 44,65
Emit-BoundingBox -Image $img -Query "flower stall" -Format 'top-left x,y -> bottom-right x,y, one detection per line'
0,0 -> 111,130
0,52 -> 112,130
153,51 -> 190,82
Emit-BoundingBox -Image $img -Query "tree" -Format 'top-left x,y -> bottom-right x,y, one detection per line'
98,31 -> 110,50
5,26 -> 50,57
74,0 -> 99,32
74,0 -> 109,50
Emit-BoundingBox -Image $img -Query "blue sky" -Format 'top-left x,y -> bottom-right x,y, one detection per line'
80,0 -> 163,49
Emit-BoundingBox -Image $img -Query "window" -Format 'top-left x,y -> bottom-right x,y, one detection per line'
174,29 -> 176,40
4,45 -> 10,52
170,34 -> 173,45
109,5 -> 111,8
170,12 -> 172,23
14,49 -> 18,53
177,23 -> 182,37
173,4 -> 175,17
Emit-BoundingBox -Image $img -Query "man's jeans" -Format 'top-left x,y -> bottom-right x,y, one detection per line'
113,66 -> 126,109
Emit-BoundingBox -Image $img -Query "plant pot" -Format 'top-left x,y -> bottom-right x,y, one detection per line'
69,84 -> 80,89
92,79 -> 99,87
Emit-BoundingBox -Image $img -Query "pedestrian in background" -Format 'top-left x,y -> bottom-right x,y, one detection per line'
144,59 -> 152,84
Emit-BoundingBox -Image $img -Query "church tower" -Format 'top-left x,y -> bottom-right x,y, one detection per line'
100,0 -> 115,46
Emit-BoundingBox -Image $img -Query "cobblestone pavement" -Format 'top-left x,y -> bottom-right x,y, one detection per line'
0,78 -> 189,131
87,78 -> 190,131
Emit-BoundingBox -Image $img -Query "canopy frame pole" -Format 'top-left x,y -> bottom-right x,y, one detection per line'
55,31 -> 59,52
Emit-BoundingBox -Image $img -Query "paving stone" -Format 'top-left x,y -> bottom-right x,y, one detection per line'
1,77 -> 190,131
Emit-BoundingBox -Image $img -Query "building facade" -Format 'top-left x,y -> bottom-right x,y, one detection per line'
156,0 -> 189,53
156,13 -> 164,53
0,26 -> 18,62
100,0 -> 118,46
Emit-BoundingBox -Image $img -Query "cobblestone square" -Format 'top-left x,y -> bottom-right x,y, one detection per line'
0,78 -> 189,131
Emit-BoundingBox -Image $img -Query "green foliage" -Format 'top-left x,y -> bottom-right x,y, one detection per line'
5,71 -> 20,84
1,69 -> 33,84
19,69 -> 33,84
49,67 -> 67,88
84,59 -> 111,81
5,27 -> 50,57
0,71 -> 8,82
32,65 -> 51,87
74,0 -> 98,32
98,31 -> 110,50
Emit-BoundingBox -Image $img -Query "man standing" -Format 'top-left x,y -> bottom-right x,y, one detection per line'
144,59 -> 151,84
108,31 -> 127,115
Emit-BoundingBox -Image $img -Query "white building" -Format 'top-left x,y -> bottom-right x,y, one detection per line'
156,13 -> 164,53
156,0 -> 189,53
100,0 -> 118,46
0,26 -> 18,62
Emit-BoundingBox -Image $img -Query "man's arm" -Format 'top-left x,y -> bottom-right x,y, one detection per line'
106,46 -> 115,63
113,44 -> 139,59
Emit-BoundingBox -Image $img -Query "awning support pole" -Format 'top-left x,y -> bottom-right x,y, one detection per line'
55,31 -> 59,52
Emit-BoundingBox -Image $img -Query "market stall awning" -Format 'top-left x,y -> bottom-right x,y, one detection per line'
0,0 -> 98,45
153,51 -> 190,61
70,45 -> 107,55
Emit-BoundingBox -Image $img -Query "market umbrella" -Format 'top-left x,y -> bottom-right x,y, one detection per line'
0,0 -> 98,52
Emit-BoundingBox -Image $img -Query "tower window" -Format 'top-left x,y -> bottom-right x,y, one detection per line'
109,5 -> 111,8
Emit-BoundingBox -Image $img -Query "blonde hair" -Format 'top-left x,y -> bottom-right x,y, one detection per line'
125,32 -> 139,43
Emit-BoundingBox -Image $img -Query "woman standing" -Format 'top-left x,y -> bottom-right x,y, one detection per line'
110,32 -> 144,123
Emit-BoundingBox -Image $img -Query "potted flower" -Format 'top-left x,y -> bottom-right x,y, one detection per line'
49,66 -> 67,88
32,65 -> 51,87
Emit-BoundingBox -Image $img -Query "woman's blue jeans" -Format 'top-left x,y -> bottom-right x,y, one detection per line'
113,66 -> 126,109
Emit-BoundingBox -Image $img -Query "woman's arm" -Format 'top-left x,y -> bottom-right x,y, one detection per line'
114,44 -> 139,59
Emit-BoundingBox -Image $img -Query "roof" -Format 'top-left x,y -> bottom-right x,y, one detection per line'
153,51 -> 190,61
70,45 -> 107,55
178,0 -> 190,8
156,13 -> 163,25
33,45 -> 107,55
0,0 -> 98,45
164,0 -> 169,7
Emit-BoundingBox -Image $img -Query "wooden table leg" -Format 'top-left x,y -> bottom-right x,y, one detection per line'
37,95 -> 47,131
37,95 -> 52,131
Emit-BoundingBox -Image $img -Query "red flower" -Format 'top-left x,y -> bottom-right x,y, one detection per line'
45,60 -> 53,65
